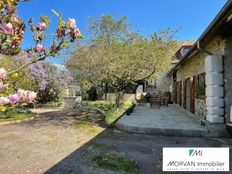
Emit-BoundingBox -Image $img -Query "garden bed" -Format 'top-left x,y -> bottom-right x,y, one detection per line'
79,100 -> 135,127
104,101 -> 135,127
0,112 -> 38,125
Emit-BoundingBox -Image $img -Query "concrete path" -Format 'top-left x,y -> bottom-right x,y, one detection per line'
116,104 -> 228,137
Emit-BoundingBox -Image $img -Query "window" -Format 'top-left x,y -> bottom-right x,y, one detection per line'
183,47 -> 190,55
195,73 -> 206,99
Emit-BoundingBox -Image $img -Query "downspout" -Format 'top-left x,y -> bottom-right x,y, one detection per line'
196,41 -> 213,55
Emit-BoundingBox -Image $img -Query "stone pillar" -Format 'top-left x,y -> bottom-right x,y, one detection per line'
205,55 -> 224,123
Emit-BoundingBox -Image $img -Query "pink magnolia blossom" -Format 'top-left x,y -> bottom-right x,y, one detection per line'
0,89 -> 36,106
13,15 -> 19,22
8,94 -> 20,104
4,98 -> 10,105
74,28 -> 81,38
38,22 -> 46,31
6,5 -> 15,14
36,44 -> 44,53
0,84 -> 8,90
17,89 -> 26,100
0,68 -> 7,80
3,23 -> 14,34
69,18 -> 76,29
0,97 -> 10,106
26,91 -> 37,103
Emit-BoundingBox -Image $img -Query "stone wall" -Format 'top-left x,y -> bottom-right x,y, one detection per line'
176,36 -> 225,115
176,37 -> 225,82
106,93 -> 136,102
62,96 -> 82,110
155,72 -> 172,93
194,99 -> 206,117
224,36 -> 232,122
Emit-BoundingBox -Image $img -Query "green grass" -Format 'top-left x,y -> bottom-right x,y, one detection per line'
0,112 -> 37,122
76,120 -> 92,129
38,101 -> 63,108
76,121 -> 103,136
104,107 -> 125,126
92,153 -> 139,173
46,101 -> 62,106
80,101 -> 114,112
104,101 -> 133,126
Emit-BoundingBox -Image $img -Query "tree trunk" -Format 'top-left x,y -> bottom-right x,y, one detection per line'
115,91 -> 124,107
104,83 -> 109,100
104,92 -> 108,101
100,83 -> 108,101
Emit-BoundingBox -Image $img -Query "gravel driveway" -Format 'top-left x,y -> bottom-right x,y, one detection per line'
0,108 -> 231,174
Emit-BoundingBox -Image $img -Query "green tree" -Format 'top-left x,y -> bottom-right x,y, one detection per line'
71,15 -> 178,106
88,15 -> 130,45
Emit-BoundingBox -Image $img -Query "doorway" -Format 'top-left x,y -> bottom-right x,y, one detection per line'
185,78 -> 191,111
177,81 -> 182,106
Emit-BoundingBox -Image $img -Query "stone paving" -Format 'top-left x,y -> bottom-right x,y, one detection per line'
116,104 -> 229,137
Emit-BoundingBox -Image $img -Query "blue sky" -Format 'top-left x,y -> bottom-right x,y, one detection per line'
18,0 -> 228,62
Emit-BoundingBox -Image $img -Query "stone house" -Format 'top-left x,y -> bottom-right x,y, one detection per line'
149,41 -> 194,95
169,0 -> 232,126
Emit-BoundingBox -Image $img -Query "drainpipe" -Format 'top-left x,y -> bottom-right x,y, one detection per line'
197,41 -> 225,124
230,106 -> 232,122
197,41 -> 213,55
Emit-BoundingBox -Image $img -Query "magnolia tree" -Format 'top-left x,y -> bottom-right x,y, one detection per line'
0,0 -> 81,111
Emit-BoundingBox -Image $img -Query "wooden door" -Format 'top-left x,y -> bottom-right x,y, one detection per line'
185,78 -> 191,111
176,81 -> 180,105
177,81 -> 182,106
190,77 -> 195,113
183,80 -> 186,108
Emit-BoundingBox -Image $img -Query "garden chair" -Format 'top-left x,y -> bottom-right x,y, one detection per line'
150,95 -> 161,109
160,96 -> 168,107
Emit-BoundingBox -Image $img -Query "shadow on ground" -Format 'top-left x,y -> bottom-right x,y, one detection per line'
1,108 -> 231,174
24,108 -> 103,128
44,128 -> 232,174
